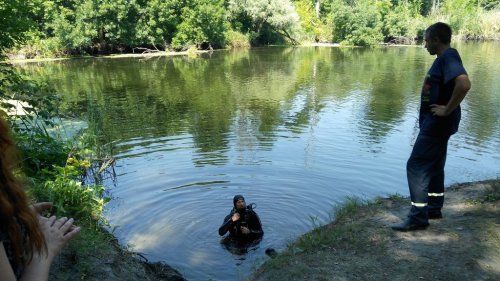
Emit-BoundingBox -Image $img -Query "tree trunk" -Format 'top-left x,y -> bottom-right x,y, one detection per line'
432,0 -> 440,12
315,0 -> 320,18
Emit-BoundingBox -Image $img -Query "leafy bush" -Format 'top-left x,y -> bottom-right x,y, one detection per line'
23,128 -> 111,224
294,0 -> 333,42
383,3 -> 412,39
171,0 -> 227,50
228,0 -> 301,45
134,0 -> 182,49
427,1 -> 500,41
15,133 -> 70,176
1,63 -> 109,225
0,0 -> 34,52
331,0 -> 383,46
225,30 -> 250,49
382,2 -> 427,43
453,7 -> 500,40
441,0 -> 477,35
31,162 -> 109,222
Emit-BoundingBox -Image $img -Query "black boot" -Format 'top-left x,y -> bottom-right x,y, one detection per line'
391,219 -> 429,232
428,210 -> 442,219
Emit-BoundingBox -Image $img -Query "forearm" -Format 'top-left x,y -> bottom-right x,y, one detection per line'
19,253 -> 52,281
218,219 -> 233,236
21,216 -> 79,281
444,75 -> 471,115
0,243 -> 17,281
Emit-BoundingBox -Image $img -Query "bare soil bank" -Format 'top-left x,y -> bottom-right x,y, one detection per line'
49,231 -> 186,281
250,179 -> 500,281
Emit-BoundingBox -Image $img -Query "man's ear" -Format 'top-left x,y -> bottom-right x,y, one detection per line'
431,36 -> 442,45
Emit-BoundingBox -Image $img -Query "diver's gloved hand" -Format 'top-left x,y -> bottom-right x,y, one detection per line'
240,226 -> 250,235
231,212 -> 240,222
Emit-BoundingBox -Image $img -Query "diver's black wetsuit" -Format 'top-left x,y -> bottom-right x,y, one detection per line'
218,206 -> 263,240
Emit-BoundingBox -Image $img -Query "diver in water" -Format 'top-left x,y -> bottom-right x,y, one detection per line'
218,195 -> 263,240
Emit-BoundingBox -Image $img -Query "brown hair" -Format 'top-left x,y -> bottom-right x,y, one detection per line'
0,116 -> 46,269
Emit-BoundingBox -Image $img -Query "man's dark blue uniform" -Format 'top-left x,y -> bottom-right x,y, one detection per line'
392,22 -> 471,231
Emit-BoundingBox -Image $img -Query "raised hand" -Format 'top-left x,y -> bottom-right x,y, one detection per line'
231,212 -> 240,222
38,216 -> 80,261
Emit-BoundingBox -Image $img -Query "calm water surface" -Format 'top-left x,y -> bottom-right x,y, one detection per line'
19,43 -> 500,280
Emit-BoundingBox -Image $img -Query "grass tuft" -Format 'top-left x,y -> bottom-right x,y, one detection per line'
332,196 -> 368,222
481,180 -> 500,202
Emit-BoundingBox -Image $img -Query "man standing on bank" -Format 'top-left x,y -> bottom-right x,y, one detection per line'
392,22 -> 471,232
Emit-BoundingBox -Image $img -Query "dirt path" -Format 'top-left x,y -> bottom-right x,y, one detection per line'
250,180 -> 500,281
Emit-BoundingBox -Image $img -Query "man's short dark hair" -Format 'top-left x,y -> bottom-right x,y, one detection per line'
426,22 -> 452,44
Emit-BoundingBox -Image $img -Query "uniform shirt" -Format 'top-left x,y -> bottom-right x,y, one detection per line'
419,48 -> 467,137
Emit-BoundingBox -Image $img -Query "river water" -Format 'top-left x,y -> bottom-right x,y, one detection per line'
18,43 -> 500,280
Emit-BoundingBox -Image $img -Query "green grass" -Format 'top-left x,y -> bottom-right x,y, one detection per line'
251,181 -> 500,281
265,196 -> 381,256
331,196 -> 369,221
386,193 -> 407,203
481,180 -> 500,202
252,195 -> 392,281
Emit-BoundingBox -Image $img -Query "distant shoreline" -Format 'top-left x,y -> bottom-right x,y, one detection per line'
4,42 -> 423,64
6,49 -> 212,64
7,40 -> 495,64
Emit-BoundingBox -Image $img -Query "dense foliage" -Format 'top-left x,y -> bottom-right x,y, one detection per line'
0,0 -> 36,54
0,62 -> 109,224
1,0 -> 110,224
1,0 -> 498,56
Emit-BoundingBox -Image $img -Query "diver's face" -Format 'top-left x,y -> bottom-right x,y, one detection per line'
235,199 -> 246,210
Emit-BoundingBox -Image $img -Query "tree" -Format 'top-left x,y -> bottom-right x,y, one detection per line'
382,1 -> 424,43
331,0 -> 384,46
0,0 -> 34,52
74,0 -> 140,52
135,0 -> 183,49
228,0 -> 301,44
171,0 -> 227,50
294,0 -> 323,41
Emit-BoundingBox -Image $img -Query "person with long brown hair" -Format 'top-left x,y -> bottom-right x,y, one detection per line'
0,116 -> 80,281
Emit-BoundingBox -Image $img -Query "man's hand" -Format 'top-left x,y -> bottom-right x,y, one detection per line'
231,212 -> 240,222
240,226 -> 250,235
430,74 -> 471,117
430,104 -> 448,116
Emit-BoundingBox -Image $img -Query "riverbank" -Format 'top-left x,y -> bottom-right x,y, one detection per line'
250,179 -> 500,280
6,39 -> 493,64
48,225 -> 186,280
5,49 -> 212,64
